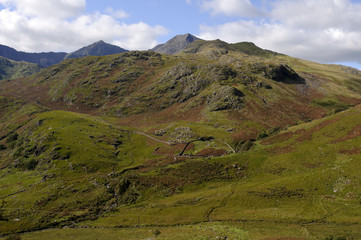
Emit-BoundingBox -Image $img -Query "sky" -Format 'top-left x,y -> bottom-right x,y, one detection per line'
0,0 -> 361,69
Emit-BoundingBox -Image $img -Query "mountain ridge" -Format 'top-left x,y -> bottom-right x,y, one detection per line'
0,44 -> 67,68
0,40 -> 129,68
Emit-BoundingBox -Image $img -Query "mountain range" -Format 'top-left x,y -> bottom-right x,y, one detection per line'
0,44 -> 66,68
0,34 -> 361,239
0,34 -> 197,80
0,40 -> 128,68
0,34 -> 199,69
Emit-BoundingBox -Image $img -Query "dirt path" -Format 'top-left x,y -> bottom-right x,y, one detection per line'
135,131 -> 171,145
216,138 -> 236,153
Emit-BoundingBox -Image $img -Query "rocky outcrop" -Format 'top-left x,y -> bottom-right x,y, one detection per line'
207,86 -> 245,111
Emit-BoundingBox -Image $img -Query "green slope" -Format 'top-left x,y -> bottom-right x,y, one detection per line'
0,56 -> 41,81
0,102 -> 360,239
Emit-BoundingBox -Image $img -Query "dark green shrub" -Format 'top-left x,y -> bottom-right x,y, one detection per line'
154,229 -> 161,238
25,159 -> 38,170
239,140 -> 254,152
257,127 -> 280,140
0,200 -> 6,221
6,133 -> 18,143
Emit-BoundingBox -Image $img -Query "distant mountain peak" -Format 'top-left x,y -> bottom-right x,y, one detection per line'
65,40 -> 128,59
151,33 -> 201,55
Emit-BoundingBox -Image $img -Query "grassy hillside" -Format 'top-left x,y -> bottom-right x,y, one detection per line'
0,41 -> 361,239
0,99 -> 360,239
1,48 -> 360,131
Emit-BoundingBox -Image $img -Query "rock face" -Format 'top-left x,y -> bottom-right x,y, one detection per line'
207,86 -> 245,111
151,33 -> 201,54
65,40 -> 128,59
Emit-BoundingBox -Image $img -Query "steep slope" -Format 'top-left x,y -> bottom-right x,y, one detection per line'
0,44 -> 66,68
1,47 -> 360,132
65,40 -> 128,59
0,56 -> 41,80
151,33 -> 201,54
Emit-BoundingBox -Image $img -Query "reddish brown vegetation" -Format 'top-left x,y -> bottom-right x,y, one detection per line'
332,124 -> 361,143
139,156 -> 187,172
231,98 -> 325,129
231,128 -> 259,142
195,148 -> 228,157
339,147 -> 361,155
296,117 -> 340,142
266,146 -> 295,155
260,129 -> 305,145
138,161 -> 230,194
336,95 -> 361,106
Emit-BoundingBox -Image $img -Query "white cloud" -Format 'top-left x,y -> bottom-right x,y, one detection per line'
198,0 -> 361,64
105,7 -> 129,19
201,0 -> 263,18
0,0 -> 86,19
0,0 -> 167,52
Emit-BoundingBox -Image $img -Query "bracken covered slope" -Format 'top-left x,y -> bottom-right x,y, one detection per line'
0,40 -> 361,239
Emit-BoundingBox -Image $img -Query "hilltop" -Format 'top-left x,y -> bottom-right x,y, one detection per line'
65,40 -> 128,59
0,37 -> 361,239
151,33 -> 200,54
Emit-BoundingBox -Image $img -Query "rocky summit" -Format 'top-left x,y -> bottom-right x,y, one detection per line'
65,40 -> 128,59
151,33 -> 201,54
